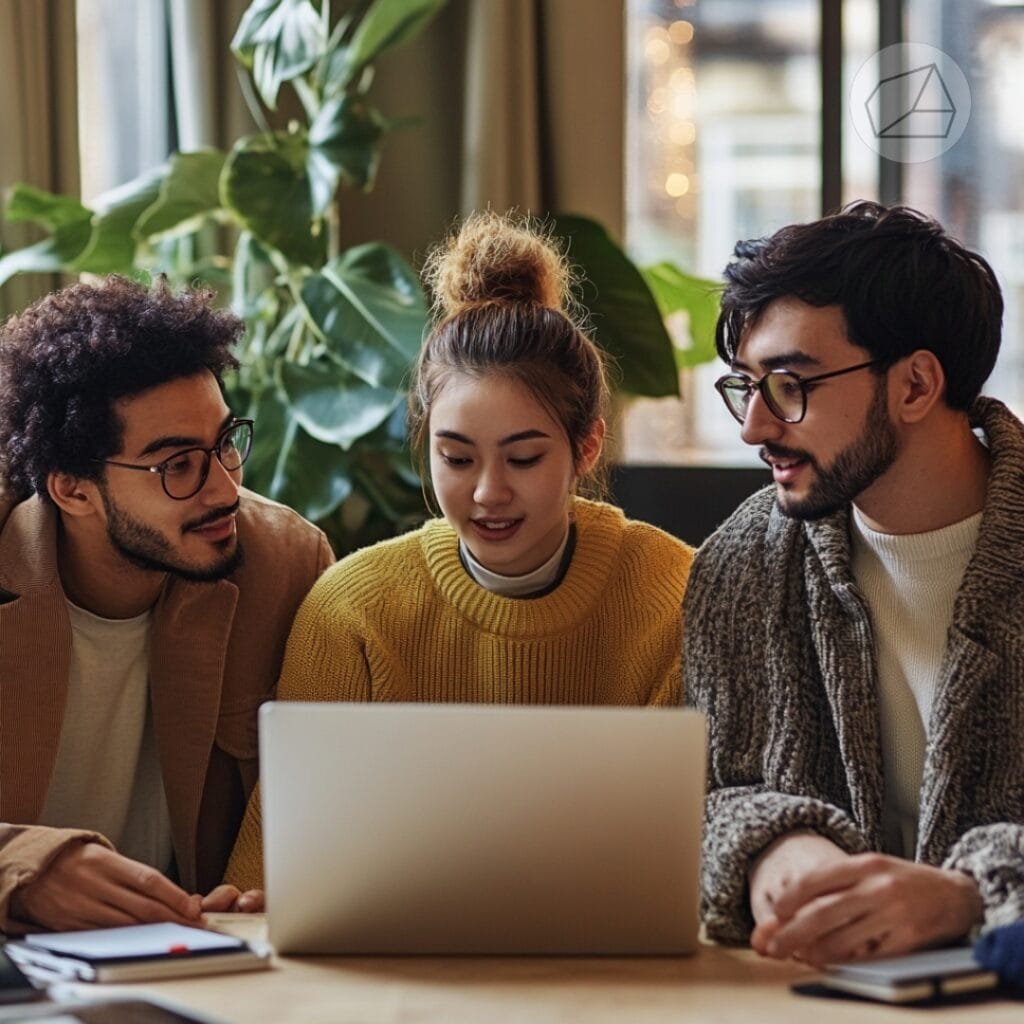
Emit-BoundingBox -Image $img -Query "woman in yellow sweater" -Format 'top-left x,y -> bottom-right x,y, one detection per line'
221,211 -> 694,898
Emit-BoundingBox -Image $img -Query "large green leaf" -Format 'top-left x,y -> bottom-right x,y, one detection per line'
332,0 -> 446,88
242,383 -> 353,521
4,184 -> 91,229
299,243 -> 426,389
279,358 -> 399,448
0,232 -> 83,286
307,95 -> 386,210
135,150 -> 226,241
641,263 -> 722,369
231,0 -> 325,109
0,186 -> 93,284
72,166 -> 168,275
553,214 -> 679,398
221,133 -> 323,267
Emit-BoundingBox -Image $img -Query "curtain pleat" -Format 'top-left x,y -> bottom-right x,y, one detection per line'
0,0 -> 79,318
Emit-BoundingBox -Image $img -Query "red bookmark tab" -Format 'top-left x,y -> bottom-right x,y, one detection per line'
167,944 -> 190,954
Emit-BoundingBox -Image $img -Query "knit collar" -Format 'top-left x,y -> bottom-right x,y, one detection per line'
850,504 -> 982,574
419,497 -> 625,637
459,527 -> 574,598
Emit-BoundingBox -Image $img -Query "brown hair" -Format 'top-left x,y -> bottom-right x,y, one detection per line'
411,211 -> 610,492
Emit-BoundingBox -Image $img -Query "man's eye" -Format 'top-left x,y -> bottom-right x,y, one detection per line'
163,454 -> 195,476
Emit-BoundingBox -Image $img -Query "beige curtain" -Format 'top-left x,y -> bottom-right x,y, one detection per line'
341,0 -> 625,257
461,0 -> 625,239
0,0 -> 79,318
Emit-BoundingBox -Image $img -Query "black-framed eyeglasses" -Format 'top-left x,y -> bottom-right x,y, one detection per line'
99,419 -> 254,500
714,361 -> 880,425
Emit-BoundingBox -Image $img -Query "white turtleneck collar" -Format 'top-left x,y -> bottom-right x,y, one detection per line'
459,529 -> 572,598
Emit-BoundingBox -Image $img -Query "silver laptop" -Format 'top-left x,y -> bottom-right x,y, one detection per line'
260,702 -> 706,955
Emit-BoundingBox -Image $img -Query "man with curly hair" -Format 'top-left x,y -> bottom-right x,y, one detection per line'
0,275 -> 333,932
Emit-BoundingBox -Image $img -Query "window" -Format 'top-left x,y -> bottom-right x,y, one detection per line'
77,0 -> 173,203
624,0 -> 1024,465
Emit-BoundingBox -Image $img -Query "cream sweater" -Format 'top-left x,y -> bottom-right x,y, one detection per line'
226,497 -> 693,889
850,506 -> 982,857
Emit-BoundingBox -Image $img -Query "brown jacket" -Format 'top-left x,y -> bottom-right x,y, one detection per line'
0,489 -> 333,931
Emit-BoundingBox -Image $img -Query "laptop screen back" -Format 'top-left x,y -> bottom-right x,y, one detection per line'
260,702 -> 706,955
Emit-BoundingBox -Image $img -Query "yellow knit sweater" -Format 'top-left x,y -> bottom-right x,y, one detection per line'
225,497 -> 694,889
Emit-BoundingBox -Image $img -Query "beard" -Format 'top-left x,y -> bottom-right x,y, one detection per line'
99,488 -> 244,582
764,378 -> 899,521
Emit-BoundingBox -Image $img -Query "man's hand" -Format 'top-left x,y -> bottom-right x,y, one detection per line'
750,838 -> 983,966
201,885 -> 264,913
10,842 -> 202,931
749,831 -> 851,928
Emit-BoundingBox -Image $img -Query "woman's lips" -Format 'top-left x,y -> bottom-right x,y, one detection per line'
470,517 -> 523,542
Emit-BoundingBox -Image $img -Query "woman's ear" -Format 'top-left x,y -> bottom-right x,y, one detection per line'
576,418 -> 606,477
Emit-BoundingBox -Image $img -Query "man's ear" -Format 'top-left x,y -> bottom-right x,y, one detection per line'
47,472 -> 103,518
890,350 -> 946,424
576,418 -> 607,477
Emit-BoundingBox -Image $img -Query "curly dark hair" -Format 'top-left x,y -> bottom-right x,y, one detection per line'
0,275 -> 242,500
715,200 -> 1004,410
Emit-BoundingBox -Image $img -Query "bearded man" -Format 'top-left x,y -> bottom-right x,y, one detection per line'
684,201 -> 1024,965
0,276 -> 333,932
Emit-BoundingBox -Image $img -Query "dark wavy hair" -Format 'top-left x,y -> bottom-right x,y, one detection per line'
715,201 -> 1004,410
0,275 -> 242,500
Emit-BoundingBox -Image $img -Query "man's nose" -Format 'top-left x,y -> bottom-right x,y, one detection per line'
739,390 -> 785,447
200,452 -> 241,503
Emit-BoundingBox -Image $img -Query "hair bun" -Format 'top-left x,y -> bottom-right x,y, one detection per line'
424,210 -> 571,318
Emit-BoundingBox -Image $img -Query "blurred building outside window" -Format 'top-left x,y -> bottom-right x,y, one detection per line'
623,0 -> 1024,466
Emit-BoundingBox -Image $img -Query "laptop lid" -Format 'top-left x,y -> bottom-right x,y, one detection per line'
260,702 -> 705,955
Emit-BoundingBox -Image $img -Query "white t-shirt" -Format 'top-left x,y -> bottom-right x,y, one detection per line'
38,600 -> 173,872
850,506 -> 982,858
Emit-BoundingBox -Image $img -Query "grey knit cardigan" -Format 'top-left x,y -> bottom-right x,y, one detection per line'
683,396 -> 1024,945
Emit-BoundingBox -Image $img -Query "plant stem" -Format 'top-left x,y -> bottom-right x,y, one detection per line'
235,65 -> 274,139
284,307 -> 307,363
293,76 -> 320,122
327,203 -> 341,263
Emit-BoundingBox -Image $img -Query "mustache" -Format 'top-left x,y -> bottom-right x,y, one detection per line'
182,500 -> 240,534
759,443 -> 817,468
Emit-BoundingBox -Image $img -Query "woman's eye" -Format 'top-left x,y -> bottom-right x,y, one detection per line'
509,455 -> 543,468
440,453 -> 470,467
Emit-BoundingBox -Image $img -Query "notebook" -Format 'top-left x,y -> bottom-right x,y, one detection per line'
5,923 -> 271,983
259,702 -> 706,955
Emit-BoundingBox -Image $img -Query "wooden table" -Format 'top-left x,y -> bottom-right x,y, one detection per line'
90,917 -> 1024,1024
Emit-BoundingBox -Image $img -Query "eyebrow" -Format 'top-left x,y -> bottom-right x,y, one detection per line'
137,412 -> 235,458
732,350 -> 822,374
434,429 -> 552,447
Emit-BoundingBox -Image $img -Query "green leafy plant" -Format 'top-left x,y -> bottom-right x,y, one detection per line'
0,0 -> 719,554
